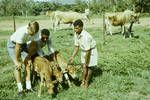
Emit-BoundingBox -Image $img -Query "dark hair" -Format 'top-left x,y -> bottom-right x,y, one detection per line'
41,29 -> 50,36
73,19 -> 83,27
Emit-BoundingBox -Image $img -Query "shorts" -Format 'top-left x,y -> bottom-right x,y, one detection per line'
81,47 -> 98,67
7,39 -> 28,65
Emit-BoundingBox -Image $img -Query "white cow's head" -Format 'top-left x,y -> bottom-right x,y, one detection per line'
131,13 -> 140,24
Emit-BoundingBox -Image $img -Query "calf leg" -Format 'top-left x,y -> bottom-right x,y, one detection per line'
47,83 -> 55,95
121,25 -> 125,35
128,22 -> 134,38
38,74 -> 44,97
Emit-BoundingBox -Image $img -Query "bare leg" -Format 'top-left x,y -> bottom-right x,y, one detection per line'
14,69 -> 22,83
85,67 -> 93,88
81,65 -> 88,87
26,64 -> 32,90
14,69 -> 24,92
26,64 -> 31,81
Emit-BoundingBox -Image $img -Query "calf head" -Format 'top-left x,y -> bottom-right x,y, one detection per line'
67,64 -> 81,79
53,67 -> 63,83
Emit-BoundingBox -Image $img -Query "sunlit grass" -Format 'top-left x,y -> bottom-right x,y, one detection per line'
0,16 -> 150,99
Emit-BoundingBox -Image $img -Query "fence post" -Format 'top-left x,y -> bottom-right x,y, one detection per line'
102,11 -> 106,45
13,13 -> 16,32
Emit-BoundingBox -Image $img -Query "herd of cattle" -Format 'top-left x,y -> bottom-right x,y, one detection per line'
46,9 -> 140,38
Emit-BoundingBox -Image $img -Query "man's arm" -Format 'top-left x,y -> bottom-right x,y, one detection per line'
69,46 -> 79,64
15,43 -> 22,69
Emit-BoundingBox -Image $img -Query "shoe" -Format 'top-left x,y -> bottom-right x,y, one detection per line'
25,89 -> 35,93
18,91 -> 25,97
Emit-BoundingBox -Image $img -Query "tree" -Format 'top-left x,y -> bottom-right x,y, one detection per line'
0,0 -> 10,16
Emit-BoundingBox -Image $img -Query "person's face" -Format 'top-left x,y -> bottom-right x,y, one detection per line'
41,34 -> 49,42
28,24 -> 36,36
74,25 -> 83,35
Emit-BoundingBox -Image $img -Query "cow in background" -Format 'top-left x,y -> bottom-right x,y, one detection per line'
52,9 -> 90,30
104,10 -> 140,37
46,10 -> 55,20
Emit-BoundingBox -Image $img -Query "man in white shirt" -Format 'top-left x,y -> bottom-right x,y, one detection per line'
7,21 -> 39,96
69,19 -> 98,88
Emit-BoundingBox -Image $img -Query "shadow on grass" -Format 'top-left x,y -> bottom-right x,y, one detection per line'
71,66 -> 103,87
93,66 -> 103,77
106,32 -> 121,35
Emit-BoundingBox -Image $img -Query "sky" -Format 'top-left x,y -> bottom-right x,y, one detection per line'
34,0 -> 89,4
34,0 -> 75,4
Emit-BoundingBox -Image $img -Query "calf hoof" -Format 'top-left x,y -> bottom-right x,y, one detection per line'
48,89 -> 55,95
51,93 -> 56,98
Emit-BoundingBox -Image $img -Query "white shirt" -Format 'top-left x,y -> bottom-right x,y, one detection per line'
10,25 -> 39,44
74,29 -> 98,66
74,30 -> 96,51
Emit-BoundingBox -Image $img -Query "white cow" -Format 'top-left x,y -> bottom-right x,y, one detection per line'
104,10 -> 140,36
52,9 -> 90,30
46,10 -> 55,20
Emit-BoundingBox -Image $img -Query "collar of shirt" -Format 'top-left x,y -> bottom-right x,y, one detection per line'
77,30 -> 85,39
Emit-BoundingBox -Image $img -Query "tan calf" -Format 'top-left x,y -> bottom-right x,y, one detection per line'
46,52 -> 81,87
32,56 -> 58,97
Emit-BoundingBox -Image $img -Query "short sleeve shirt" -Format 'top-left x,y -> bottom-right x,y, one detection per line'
74,30 -> 96,51
36,38 -> 55,55
10,25 -> 40,44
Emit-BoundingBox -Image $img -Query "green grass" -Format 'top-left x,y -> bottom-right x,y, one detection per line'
0,16 -> 150,99
0,30 -> 13,36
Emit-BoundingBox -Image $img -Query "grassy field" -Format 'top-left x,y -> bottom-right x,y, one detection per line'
0,15 -> 150,100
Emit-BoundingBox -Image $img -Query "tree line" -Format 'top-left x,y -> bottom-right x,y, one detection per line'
0,0 -> 149,16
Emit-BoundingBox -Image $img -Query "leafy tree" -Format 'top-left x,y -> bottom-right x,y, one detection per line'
0,0 -> 10,16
